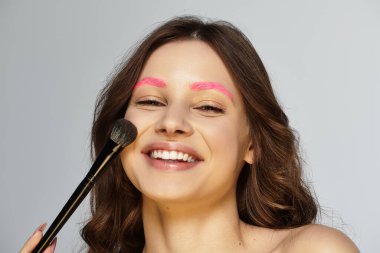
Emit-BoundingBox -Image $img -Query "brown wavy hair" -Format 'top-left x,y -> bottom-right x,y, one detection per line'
81,15 -> 318,253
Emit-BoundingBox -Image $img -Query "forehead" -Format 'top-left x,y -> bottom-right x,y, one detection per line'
140,40 -> 238,93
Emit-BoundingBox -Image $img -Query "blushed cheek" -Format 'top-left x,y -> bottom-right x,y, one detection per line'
119,142 -> 141,190
124,107 -> 136,123
212,120 -> 249,166
124,108 -> 149,134
205,123 -> 239,156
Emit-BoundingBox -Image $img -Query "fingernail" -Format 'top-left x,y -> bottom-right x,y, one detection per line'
32,222 -> 47,236
37,222 -> 47,232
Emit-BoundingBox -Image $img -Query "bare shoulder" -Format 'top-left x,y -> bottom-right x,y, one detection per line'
280,224 -> 360,253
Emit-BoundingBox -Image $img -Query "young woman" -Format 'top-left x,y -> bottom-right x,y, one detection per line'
20,16 -> 359,253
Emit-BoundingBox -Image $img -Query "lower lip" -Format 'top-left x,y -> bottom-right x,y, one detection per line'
144,154 -> 200,171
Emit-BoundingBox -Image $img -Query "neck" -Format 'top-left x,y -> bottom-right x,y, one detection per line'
141,193 -> 251,253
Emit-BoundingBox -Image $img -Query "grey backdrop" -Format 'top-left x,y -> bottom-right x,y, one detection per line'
1,1 -> 379,252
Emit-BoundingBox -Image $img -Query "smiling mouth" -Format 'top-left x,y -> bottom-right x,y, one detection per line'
149,150 -> 197,163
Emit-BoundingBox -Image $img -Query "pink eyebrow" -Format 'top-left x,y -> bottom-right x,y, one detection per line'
190,82 -> 233,101
133,77 -> 167,89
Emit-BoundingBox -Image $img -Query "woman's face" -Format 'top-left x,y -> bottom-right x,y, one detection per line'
121,40 -> 253,205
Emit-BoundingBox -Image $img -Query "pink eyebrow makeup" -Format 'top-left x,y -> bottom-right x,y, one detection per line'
133,77 -> 167,89
190,82 -> 233,101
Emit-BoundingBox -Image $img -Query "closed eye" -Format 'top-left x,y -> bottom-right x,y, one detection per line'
136,99 -> 165,107
194,105 -> 225,114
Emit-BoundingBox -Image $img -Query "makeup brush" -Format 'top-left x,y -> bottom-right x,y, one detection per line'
32,119 -> 138,253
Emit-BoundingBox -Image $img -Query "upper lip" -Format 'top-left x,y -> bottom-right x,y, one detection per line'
141,141 -> 204,161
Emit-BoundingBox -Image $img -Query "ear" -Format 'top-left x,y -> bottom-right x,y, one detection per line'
243,142 -> 254,165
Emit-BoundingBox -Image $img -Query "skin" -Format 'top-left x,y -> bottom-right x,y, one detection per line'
120,40 -> 360,253
121,40 -> 254,253
19,223 -> 57,253
20,40 -> 360,253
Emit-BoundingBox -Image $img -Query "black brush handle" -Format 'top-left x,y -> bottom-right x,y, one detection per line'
32,140 -> 122,253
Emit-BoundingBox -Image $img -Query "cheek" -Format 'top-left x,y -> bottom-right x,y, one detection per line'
202,119 -> 241,158
120,108 -> 146,189
124,107 -> 142,127
207,123 -> 235,146
203,117 -> 250,171
119,142 -> 138,184
124,107 -> 155,134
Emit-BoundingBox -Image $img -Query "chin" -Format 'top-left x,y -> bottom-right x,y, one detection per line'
139,180 -> 202,203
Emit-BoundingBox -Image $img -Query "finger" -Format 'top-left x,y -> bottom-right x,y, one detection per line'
19,223 -> 47,253
43,237 -> 57,253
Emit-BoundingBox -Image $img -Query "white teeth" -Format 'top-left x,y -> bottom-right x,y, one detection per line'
149,150 -> 196,162
169,151 -> 177,160
162,151 -> 170,159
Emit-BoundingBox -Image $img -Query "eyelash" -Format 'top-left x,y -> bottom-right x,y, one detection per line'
194,104 -> 225,113
135,99 -> 225,114
136,99 -> 165,107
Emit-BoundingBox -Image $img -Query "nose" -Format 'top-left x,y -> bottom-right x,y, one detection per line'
155,104 -> 193,138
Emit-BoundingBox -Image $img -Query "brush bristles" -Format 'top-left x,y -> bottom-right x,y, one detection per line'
110,119 -> 138,147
